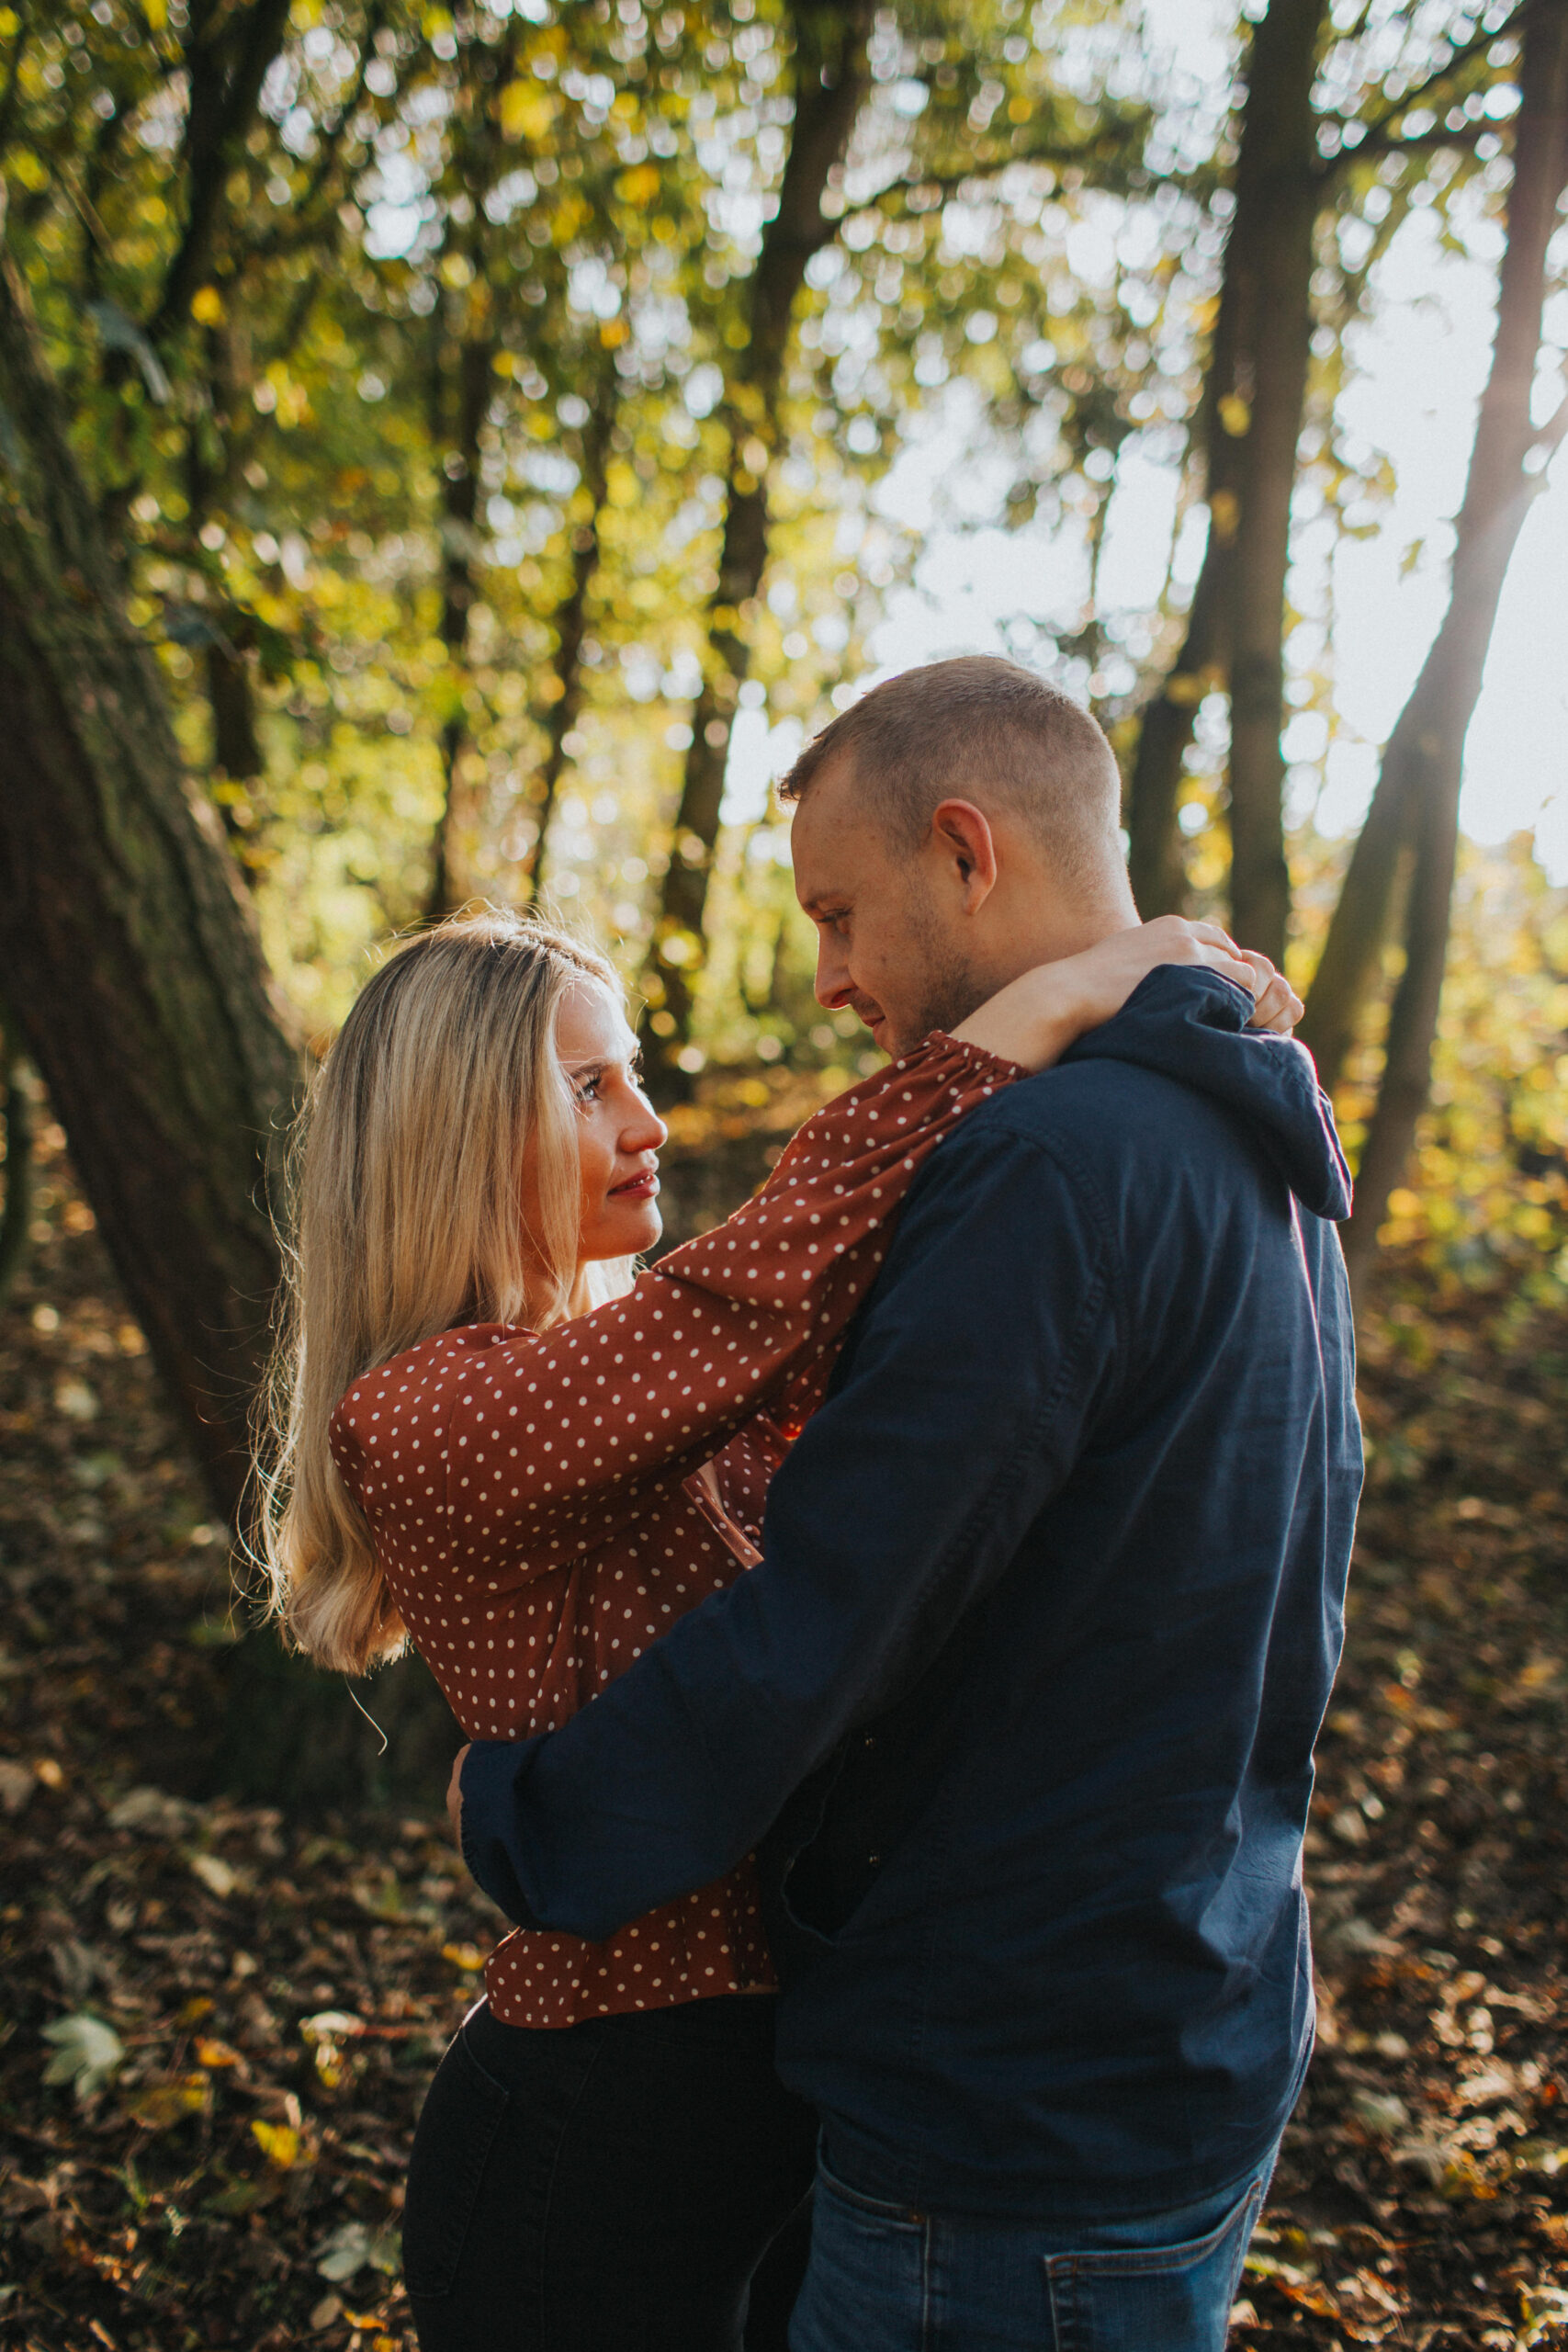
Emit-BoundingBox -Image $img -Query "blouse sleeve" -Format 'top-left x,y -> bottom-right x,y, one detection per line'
331,1031 -> 1021,1572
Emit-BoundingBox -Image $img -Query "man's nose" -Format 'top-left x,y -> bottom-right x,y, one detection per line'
815,934 -> 852,1010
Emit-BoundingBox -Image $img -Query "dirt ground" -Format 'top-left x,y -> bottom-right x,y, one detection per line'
3,1115 -> 1568,2350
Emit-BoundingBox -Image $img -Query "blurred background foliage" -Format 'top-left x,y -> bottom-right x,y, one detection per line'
2,0 -> 1566,1308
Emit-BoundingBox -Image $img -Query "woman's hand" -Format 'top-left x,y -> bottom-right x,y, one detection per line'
953,917 -> 1303,1074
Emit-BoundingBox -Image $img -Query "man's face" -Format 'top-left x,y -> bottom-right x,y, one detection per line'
790,761 -> 980,1059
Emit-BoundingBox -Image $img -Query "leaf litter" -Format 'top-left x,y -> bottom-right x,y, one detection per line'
4,1130 -> 1568,2347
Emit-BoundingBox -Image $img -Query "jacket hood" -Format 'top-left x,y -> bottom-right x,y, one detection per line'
1061,966 -> 1352,1222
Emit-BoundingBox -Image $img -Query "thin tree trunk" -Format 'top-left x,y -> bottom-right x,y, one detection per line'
1339,0 -> 1568,1292
0,1003 -> 32,1307
0,254 -> 299,1515
1224,0 -> 1325,964
1125,0 -> 1325,941
425,325 -> 496,923
643,0 -> 873,1098
521,374 -> 616,905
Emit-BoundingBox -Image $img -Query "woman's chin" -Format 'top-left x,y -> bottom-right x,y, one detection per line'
587,1202 -> 663,1260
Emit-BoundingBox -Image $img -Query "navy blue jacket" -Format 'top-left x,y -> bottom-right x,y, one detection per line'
460,967 -> 1361,2221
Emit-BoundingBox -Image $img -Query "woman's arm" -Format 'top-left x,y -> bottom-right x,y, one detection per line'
331,1029 -> 1021,1570
953,917 -> 1300,1068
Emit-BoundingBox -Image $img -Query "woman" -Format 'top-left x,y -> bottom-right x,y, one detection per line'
260,906 -> 1294,2351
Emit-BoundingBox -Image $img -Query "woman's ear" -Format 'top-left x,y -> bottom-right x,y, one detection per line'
929,799 -> 998,910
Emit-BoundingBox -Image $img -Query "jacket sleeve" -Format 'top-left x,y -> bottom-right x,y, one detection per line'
457,1114 -> 1123,1939
331,1032 -> 1019,1578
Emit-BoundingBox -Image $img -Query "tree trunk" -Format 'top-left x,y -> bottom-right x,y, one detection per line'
0,1003 -> 32,1307
643,0 -> 873,1098
0,254 -> 299,1518
1339,0 -> 1568,1292
1223,0 -> 1325,965
522,374 -> 616,904
425,325 -> 496,924
1124,0 -> 1325,945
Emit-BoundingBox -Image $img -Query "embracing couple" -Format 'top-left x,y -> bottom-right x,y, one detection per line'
262,656 -> 1360,2352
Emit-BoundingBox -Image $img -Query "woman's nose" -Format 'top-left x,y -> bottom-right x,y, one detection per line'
626,1094 -> 669,1155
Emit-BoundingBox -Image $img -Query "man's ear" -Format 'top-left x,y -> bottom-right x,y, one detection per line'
929,800 -> 998,911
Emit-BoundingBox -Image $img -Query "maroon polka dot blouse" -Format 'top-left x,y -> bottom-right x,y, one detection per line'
330,1033 -> 1019,2029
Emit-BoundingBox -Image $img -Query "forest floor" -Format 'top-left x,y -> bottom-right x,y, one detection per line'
3,1107 -> 1568,2351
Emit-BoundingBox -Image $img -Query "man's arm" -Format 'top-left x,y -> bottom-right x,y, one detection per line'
458,1114 -> 1122,1940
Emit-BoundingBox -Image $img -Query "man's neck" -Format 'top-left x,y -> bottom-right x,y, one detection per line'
971,894 -> 1136,1001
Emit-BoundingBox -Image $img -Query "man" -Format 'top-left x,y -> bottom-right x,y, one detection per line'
454,656 -> 1360,2349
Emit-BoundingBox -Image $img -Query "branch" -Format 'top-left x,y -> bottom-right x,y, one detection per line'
147,0 -> 294,345
1320,0 -> 1529,178
244,0 -> 389,267
831,123 -> 1149,232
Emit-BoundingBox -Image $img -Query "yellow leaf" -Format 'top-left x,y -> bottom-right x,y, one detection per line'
442,1942 -> 485,1971
1209,488 -> 1239,543
252,2119 -> 301,2168
599,317 -> 628,349
195,2037 -> 241,2068
130,2074 -> 210,2130
500,82 -> 557,142
190,286 -> 225,328
1217,392 -> 1251,437
616,163 -> 660,207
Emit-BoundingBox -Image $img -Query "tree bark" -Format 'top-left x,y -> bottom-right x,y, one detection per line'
1125,0 -> 1325,948
425,326 -> 497,924
643,0 -> 873,1098
522,375 -> 616,904
1223,0 -> 1325,964
1338,0 -> 1568,1292
0,254 -> 299,1519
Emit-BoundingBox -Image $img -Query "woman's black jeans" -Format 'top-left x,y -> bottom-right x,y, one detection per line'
403,1994 -> 818,2351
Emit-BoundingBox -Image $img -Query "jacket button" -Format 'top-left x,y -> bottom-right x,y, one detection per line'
863,1732 -> 877,1747
867,1853 -> 881,1868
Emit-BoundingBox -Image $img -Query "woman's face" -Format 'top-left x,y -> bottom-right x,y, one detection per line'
547,978 -> 668,1264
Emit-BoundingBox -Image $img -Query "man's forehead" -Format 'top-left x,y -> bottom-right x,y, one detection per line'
789,765 -> 887,904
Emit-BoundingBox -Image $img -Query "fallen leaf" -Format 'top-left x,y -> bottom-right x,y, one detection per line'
41,2013 -> 124,2098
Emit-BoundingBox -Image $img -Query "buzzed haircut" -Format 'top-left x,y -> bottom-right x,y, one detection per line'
779,656 -> 1124,899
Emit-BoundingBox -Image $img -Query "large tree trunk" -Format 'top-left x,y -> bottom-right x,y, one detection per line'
643,0 -> 873,1098
0,254 -> 298,1519
0,256 -> 466,1808
1338,0 -> 1568,1292
1125,0 -> 1325,950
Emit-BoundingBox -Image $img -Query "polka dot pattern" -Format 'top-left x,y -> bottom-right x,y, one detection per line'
330,1033 -> 1019,2028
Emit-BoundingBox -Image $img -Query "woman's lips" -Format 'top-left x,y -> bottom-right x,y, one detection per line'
611,1170 -> 660,1201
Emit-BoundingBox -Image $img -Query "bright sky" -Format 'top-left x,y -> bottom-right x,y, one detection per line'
725,0 -> 1568,885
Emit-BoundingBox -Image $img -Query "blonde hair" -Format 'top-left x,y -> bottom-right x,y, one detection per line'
255,908 -> 633,1675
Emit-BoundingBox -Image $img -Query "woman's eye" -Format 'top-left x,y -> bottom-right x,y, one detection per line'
573,1074 -> 603,1104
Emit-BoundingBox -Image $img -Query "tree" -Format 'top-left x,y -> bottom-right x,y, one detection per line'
1125,0 -> 1325,958
641,0 -> 874,1095
0,254 -> 298,1517
1332,0 -> 1568,1291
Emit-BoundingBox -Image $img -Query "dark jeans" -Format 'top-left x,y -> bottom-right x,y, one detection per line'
404,1994 -> 818,2351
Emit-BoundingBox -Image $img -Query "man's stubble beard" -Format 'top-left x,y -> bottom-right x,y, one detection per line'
889,873 -> 987,1053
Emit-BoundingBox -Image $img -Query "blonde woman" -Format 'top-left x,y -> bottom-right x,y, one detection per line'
260,907 -> 1292,2352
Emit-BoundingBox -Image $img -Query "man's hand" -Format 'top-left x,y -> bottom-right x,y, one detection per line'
446,1744 -> 470,1849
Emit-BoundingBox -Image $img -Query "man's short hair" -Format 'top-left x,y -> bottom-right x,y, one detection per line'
778,656 -> 1123,895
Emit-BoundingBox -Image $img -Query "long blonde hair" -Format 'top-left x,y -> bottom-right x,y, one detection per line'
256,909 -> 633,1674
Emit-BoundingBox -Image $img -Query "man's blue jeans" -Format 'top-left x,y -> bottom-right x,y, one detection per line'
787,2145 -> 1277,2352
